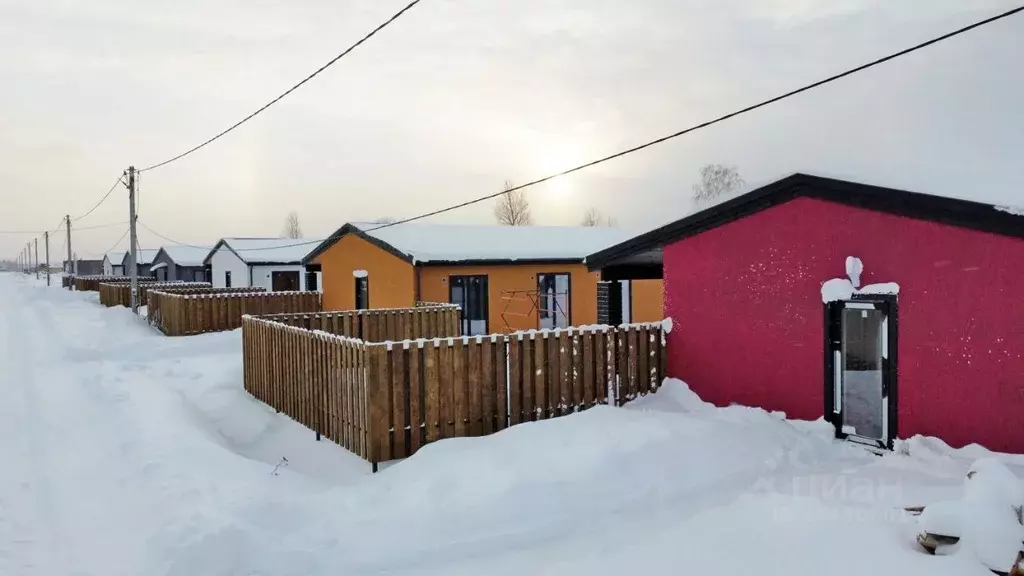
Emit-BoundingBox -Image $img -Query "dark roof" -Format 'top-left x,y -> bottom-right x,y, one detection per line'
586,173 -> 1024,271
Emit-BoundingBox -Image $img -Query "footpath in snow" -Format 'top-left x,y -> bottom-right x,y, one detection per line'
0,273 -> 1019,575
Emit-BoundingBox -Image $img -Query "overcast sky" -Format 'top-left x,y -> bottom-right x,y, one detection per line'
1,0 -> 1021,260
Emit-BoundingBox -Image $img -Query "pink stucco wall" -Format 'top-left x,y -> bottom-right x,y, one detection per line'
663,196 -> 1024,453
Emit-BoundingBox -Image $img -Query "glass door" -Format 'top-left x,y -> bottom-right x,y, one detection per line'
826,298 -> 897,449
450,275 -> 488,336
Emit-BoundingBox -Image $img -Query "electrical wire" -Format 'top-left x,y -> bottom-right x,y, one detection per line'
99,228 -> 130,256
138,219 -> 320,251
71,173 -> 126,222
365,4 -> 1024,232
72,221 -> 129,232
139,0 -> 423,173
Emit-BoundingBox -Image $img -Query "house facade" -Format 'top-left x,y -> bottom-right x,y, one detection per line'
150,246 -> 210,282
119,249 -> 158,278
203,238 -> 321,292
102,251 -> 126,276
304,223 -> 663,335
66,259 -> 103,276
586,174 -> 1024,453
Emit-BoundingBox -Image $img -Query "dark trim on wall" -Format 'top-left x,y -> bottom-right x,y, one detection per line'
587,173 -> 1024,271
417,258 -> 585,268
599,264 -> 663,281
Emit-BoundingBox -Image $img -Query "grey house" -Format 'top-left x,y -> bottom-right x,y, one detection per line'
150,246 -> 210,282
65,258 -> 103,276
120,249 -> 158,278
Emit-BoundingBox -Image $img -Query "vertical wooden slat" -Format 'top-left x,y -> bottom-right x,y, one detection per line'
582,329 -> 594,408
558,330 -> 571,415
543,332 -> 556,419
637,326 -> 650,397
425,340 -> 441,443
391,343 -> 407,459
627,327 -> 639,403
467,339 -> 482,436
616,328 -> 628,406
508,336 -> 522,426
439,339 -> 454,438
453,338 -> 467,438
533,334 -> 545,421
408,341 -> 423,453
480,338 -> 493,434
596,328 -> 608,405
495,337 -> 508,431
373,345 -> 391,464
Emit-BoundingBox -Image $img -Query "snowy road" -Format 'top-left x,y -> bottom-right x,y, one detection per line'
0,274 -> 1017,575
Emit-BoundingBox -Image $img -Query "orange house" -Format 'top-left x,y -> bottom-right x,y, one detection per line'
303,223 -> 663,335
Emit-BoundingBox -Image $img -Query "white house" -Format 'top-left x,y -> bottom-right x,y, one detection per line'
202,238 -> 322,292
102,251 -> 127,276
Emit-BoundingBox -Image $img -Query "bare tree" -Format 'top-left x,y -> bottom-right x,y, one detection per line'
282,211 -> 303,239
581,207 -> 615,227
692,164 -> 745,208
494,180 -> 532,226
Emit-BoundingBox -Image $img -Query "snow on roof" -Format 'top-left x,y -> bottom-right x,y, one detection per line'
158,245 -> 213,267
352,222 -> 634,263
221,237 -> 322,264
126,249 -> 160,266
104,250 -> 126,263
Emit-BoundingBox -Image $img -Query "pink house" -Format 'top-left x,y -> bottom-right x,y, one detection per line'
587,174 -> 1024,453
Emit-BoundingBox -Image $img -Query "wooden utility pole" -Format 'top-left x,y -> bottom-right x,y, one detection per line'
128,166 -> 139,315
44,231 -> 50,286
34,238 -> 38,279
65,215 -> 72,289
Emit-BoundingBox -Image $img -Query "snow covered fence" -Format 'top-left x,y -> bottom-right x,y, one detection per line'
147,286 -> 266,329
152,290 -> 321,336
72,275 -> 157,292
98,281 -> 212,308
241,314 -> 668,468
261,304 -> 461,342
243,315 -> 373,461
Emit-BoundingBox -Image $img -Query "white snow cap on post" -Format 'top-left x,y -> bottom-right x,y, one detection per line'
845,256 -> 863,288
353,270 -> 368,278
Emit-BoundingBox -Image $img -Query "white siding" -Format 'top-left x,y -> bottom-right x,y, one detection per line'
209,246 -> 250,288
251,264 -> 309,292
102,257 -> 113,276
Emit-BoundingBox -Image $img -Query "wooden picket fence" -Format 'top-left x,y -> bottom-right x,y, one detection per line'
99,281 -> 211,307
147,287 -> 266,329
262,305 -> 461,341
154,291 -> 321,336
242,314 -> 667,468
73,275 -> 156,292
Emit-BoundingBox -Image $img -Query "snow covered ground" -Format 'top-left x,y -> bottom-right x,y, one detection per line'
0,272 -> 1020,575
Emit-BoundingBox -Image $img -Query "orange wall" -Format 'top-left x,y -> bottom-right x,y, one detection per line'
630,279 -> 664,323
312,234 -> 416,311
418,263 -> 600,333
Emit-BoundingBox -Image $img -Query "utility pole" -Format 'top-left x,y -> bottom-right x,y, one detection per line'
44,231 -> 50,286
127,166 -> 139,315
34,238 -> 38,279
65,215 -> 72,289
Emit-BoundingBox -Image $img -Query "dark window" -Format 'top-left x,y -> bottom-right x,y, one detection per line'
306,271 -> 319,292
225,271 -> 232,288
355,276 -> 369,310
193,269 -> 205,282
155,267 -> 167,282
449,275 -> 488,335
537,273 -> 571,329
271,271 -> 301,292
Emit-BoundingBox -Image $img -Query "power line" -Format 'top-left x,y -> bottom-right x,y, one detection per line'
99,228 -> 130,256
71,173 -> 126,222
366,4 -> 1024,232
138,219 -> 321,252
73,221 -> 128,232
139,0 -> 423,173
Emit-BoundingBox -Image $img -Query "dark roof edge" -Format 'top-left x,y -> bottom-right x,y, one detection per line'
301,224 -> 414,265
587,173 -> 1024,270
416,257 -> 585,267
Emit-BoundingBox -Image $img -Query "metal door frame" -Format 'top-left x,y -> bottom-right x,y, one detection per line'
823,294 -> 899,450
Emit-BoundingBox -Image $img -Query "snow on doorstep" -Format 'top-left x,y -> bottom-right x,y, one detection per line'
220,237 -> 323,264
821,278 -> 900,303
158,244 -> 214,267
349,221 -> 636,262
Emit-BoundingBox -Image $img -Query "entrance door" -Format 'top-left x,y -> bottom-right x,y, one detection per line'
450,275 -> 488,336
271,270 -> 300,292
825,297 -> 897,449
